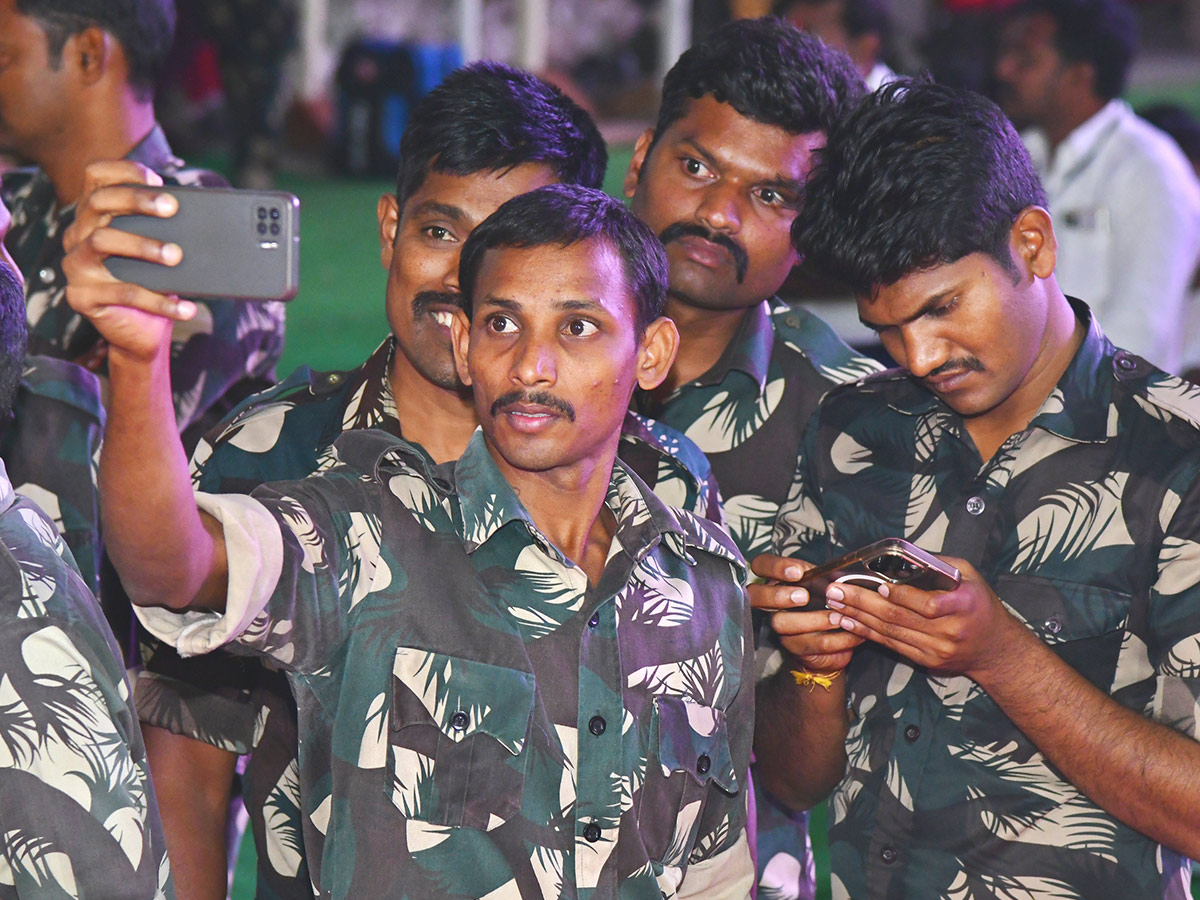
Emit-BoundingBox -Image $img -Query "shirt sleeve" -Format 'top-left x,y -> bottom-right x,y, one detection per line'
0,621 -> 169,899
1149,469 -> 1200,741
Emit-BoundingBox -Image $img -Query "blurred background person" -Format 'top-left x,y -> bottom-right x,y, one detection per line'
993,0 -> 1200,374
775,0 -> 899,89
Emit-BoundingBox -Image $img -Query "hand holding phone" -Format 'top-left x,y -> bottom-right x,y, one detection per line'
104,185 -> 300,302
797,539 -> 960,611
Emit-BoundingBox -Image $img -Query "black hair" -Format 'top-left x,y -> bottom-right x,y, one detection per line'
1008,0 -> 1137,101
17,0 -> 175,98
0,264 -> 27,420
394,61 -> 607,211
650,15 -> 865,151
792,79 -> 1048,297
1139,103 -> 1200,166
459,184 -> 667,334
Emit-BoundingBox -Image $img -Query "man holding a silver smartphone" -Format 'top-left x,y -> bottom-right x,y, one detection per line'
754,81 -> 1200,899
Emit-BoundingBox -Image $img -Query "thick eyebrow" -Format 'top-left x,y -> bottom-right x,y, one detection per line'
859,285 -> 963,331
475,296 -> 608,315
407,200 -> 467,221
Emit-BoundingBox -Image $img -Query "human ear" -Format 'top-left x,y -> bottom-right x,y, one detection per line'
634,316 -> 680,391
377,194 -> 400,269
623,129 -> 655,200
450,309 -> 473,387
1011,206 -> 1057,280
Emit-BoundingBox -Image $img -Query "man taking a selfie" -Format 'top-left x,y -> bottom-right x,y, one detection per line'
66,182 -> 756,899
753,81 -> 1200,899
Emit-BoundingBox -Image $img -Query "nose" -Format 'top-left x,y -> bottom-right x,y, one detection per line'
695,181 -> 742,234
897,325 -> 949,379
441,249 -> 461,294
511,332 -> 556,387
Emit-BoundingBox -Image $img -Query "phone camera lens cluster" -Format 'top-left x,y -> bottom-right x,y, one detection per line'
867,553 -> 916,581
256,205 -> 282,237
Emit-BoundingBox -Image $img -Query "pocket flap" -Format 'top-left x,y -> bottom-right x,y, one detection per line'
392,647 -> 536,755
653,696 -> 739,793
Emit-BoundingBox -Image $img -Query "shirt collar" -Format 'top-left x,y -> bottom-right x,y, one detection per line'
1027,99 -> 1127,180
125,124 -> 185,174
886,298 -> 1115,443
450,429 -> 705,566
693,299 -> 775,394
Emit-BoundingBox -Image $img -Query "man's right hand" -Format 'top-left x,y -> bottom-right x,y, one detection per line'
750,552 -> 864,674
62,160 -> 194,364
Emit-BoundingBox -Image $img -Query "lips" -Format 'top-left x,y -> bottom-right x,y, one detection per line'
501,403 -> 562,434
675,234 -> 732,269
923,369 -> 973,393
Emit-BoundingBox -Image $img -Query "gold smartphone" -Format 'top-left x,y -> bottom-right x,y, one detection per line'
797,538 -> 960,611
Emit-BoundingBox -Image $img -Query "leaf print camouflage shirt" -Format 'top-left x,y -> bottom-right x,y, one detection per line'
0,460 -> 172,900
770,301 -> 1200,900
1,125 -> 285,441
135,428 -> 753,900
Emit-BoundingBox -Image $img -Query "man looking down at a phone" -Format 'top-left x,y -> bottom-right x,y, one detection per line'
753,80 -> 1200,898
0,0 -> 285,444
66,182 -> 756,899
66,63 -> 720,900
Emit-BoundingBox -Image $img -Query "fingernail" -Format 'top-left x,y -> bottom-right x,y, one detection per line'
155,193 -> 177,215
839,617 -> 856,632
175,299 -> 196,319
828,612 -> 842,627
826,597 -> 845,610
826,586 -> 844,601
162,243 -> 182,265
790,589 -> 808,606
878,583 -> 890,598
784,565 -> 804,581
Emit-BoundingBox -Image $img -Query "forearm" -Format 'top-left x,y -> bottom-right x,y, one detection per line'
102,338 -> 227,609
976,622 -> 1200,857
753,666 -> 849,810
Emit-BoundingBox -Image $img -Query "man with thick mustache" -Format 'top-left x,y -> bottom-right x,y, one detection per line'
623,16 -> 880,900
69,62 -> 719,900
66,182 -> 756,899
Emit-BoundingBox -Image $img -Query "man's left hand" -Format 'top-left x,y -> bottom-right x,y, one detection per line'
823,556 -> 1028,680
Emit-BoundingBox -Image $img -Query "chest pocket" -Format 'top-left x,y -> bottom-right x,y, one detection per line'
995,573 -> 1132,684
637,696 -> 739,867
387,647 -> 535,831
1053,209 -> 1112,305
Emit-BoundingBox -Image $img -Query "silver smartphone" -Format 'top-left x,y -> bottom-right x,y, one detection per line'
105,185 -> 300,302
797,538 -> 961,611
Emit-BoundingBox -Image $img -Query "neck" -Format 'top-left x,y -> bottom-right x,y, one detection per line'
492,436 -> 620,587
657,295 -> 752,394
41,90 -> 156,207
1044,96 -> 1107,154
388,354 -> 478,465
964,290 -> 1084,461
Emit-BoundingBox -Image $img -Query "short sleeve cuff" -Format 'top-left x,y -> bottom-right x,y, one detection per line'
133,492 -> 284,657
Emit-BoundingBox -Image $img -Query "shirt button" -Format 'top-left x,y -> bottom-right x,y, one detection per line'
588,715 -> 607,736
327,372 -> 342,385
588,612 -> 600,628
903,724 -> 920,742
965,496 -> 986,516
696,754 -> 711,775
38,267 -> 55,284
880,846 -> 897,864
449,710 -> 469,731
583,822 -> 601,842
784,314 -> 801,328
1044,616 -> 1063,635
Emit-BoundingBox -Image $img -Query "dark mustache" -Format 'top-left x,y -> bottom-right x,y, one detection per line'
412,290 -> 462,316
926,357 -> 986,379
658,222 -> 749,284
490,390 -> 576,422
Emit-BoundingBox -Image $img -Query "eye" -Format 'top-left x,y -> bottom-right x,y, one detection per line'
565,319 -> 598,337
682,156 -> 712,178
486,314 -> 518,334
926,296 -> 959,318
423,225 -> 455,242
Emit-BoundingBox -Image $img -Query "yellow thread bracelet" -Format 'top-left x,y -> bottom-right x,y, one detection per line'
790,668 -> 841,692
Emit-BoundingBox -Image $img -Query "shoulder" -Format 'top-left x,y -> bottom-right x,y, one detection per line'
620,410 -> 713,483
204,364 -> 351,450
769,303 -> 884,386
1103,111 -> 1200,194
1113,354 -> 1200,440
17,356 -> 105,423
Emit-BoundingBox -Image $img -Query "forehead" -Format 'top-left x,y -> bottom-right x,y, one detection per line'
475,238 -> 634,316
401,163 -> 558,226
859,252 -> 1005,323
1005,12 -> 1059,53
653,94 -> 822,183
